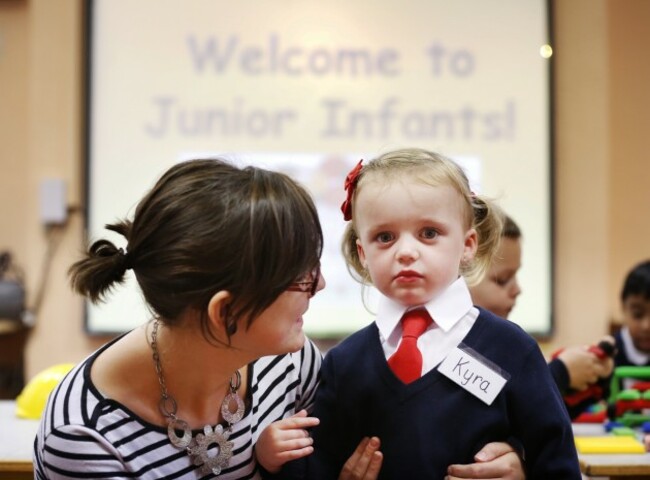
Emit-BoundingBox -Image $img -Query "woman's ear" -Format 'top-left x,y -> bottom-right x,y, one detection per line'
207,290 -> 233,334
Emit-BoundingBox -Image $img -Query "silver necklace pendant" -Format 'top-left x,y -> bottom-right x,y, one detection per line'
187,424 -> 234,475
167,418 -> 192,448
221,391 -> 245,425
150,320 -> 245,477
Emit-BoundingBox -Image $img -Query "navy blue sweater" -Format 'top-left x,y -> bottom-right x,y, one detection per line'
306,308 -> 581,479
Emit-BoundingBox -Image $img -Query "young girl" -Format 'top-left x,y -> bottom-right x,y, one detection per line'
307,148 -> 581,479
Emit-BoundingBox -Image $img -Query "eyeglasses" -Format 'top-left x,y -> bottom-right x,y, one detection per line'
287,264 -> 321,296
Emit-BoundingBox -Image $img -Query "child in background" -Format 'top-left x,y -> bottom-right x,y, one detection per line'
614,260 -> 650,372
307,148 -> 581,479
468,214 -> 615,419
612,260 -> 650,451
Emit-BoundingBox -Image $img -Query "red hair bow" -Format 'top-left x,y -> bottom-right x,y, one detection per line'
340,160 -> 363,221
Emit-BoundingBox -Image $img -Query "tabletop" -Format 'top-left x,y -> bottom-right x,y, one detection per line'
574,423 -> 650,479
0,400 -> 38,479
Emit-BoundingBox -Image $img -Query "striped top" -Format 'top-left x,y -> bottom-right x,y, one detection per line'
34,337 -> 322,479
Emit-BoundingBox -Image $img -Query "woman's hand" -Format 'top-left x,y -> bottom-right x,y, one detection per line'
338,436 -> 383,480
446,441 -> 525,480
254,409 -> 319,473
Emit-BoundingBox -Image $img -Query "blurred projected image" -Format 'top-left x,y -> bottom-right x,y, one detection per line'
87,0 -> 552,336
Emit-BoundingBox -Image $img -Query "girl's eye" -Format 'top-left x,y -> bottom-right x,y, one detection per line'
376,232 -> 394,243
421,228 -> 438,240
493,276 -> 511,287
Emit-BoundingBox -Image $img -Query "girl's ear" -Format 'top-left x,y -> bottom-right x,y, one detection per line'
207,290 -> 233,334
356,238 -> 368,269
463,228 -> 478,261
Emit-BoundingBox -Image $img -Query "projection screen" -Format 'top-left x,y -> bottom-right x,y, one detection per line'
85,0 -> 553,337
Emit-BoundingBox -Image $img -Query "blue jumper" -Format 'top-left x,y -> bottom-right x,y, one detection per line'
307,308 -> 581,479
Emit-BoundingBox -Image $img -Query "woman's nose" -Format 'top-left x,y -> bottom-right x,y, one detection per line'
313,271 -> 326,296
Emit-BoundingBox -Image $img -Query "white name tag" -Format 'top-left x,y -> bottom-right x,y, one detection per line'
438,346 -> 508,405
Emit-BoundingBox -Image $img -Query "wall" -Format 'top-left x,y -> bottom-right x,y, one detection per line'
0,0 -> 107,381
0,0 -> 648,380
0,1 -> 28,261
607,0 -> 650,317
553,0 -> 611,347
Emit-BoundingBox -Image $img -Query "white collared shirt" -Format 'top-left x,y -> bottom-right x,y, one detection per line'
376,277 -> 479,375
621,326 -> 650,365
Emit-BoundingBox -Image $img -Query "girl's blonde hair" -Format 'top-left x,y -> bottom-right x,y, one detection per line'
341,148 -> 503,286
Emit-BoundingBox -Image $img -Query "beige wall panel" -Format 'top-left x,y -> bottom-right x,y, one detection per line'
0,0 -> 648,380
607,0 -> 650,324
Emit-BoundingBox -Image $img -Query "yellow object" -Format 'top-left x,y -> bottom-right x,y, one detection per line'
15,363 -> 75,419
574,436 -> 646,454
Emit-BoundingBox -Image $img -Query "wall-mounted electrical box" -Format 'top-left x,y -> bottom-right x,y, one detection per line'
39,178 -> 67,225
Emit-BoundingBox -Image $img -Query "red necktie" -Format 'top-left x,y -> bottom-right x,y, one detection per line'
387,308 -> 433,384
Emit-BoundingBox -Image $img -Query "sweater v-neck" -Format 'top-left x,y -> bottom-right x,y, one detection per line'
369,313 -> 490,399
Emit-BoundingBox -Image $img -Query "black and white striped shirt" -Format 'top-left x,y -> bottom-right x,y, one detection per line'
34,338 -> 322,479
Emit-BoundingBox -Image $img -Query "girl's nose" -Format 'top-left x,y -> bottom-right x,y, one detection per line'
395,237 -> 420,263
510,279 -> 522,298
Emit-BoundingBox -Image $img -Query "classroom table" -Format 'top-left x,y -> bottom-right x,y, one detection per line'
574,423 -> 650,479
0,400 -> 37,480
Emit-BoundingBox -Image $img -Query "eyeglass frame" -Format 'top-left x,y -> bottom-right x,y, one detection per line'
286,264 -> 321,296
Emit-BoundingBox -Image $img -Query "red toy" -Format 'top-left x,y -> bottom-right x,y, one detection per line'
552,339 -> 616,407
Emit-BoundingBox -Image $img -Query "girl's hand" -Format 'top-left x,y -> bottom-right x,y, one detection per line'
338,436 -> 383,480
254,409 -> 320,473
446,441 -> 525,479
559,342 -> 613,391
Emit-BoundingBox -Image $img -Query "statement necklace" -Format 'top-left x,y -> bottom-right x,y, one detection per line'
150,319 -> 245,476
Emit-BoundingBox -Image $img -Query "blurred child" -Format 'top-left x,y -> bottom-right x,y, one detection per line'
307,148 -> 581,479
467,215 -> 522,319
612,260 -> 650,451
468,215 -> 614,419
614,259 -> 650,372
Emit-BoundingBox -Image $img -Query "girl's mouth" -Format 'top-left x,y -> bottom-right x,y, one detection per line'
395,271 -> 423,282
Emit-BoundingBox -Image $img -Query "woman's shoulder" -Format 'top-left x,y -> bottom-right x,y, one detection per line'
251,337 -> 322,383
42,333 -> 147,431
39,354 -> 99,431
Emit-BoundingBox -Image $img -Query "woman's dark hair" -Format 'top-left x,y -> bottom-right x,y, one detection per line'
621,259 -> 650,302
69,158 -> 323,343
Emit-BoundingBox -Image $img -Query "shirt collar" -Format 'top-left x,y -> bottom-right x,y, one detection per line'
375,277 -> 474,339
621,326 -> 650,365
